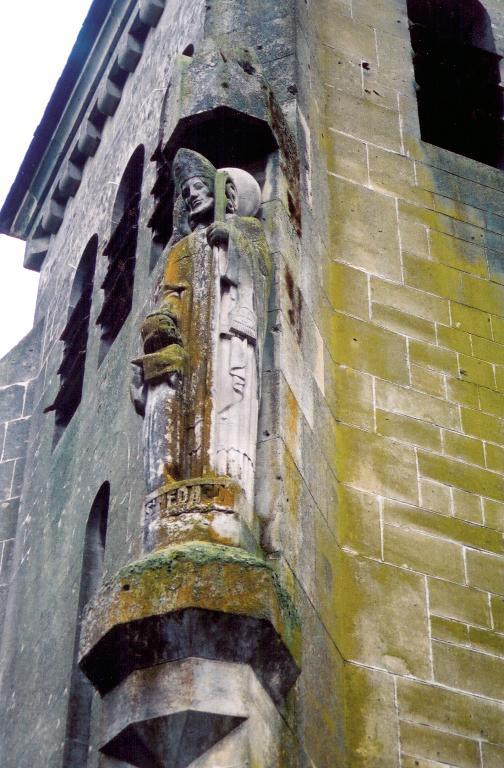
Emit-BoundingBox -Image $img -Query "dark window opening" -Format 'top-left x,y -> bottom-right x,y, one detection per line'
407,0 -> 504,168
45,236 -> 97,442
148,110 -> 277,267
97,146 -> 144,360
62,482 -> 109,768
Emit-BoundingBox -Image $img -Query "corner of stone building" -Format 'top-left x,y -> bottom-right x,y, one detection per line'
1,0 -> 504,766
0,319 -> 44,651
296,0 -> 504,765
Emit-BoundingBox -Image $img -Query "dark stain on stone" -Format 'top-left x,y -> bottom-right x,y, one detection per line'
238,59 -> 256,75
285,267 -> 302,345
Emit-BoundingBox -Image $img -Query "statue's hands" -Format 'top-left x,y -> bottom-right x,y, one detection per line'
130,362 -> 147,417
207,222 -> 230,248
167,371 -> 182,388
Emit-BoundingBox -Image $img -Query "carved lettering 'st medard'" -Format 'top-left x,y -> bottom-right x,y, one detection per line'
132,149 -> 271,504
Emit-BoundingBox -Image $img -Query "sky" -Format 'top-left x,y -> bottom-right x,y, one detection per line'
0,0 -> 93,359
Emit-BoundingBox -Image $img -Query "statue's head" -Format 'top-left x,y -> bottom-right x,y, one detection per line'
173,149 -> 216,228
172,149 -> 240,231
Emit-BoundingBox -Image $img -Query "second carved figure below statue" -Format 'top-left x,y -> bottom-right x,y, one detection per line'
132,148 -> 271,506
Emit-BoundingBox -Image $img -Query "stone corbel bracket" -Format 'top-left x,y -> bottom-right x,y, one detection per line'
79,542 -> 301,763
24,0 -> 167,271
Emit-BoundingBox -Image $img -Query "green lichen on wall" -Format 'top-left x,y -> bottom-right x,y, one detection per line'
118,540 -> 268,577
117,541 -> 300,629
82,540 -> 302,664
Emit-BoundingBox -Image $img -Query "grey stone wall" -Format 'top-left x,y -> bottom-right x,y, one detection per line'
0,322 -> 43,633
0,3 -> 207,766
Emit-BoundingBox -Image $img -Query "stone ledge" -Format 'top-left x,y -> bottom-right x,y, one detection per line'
79,542 -> 301,704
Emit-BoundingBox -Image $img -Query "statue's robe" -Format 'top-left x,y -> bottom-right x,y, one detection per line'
133,215 -> 271,498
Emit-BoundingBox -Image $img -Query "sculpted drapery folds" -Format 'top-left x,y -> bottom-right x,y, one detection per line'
131,148 -> 271,506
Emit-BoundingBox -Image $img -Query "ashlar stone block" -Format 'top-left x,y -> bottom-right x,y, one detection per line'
327,313 -> 409,386
343,664 -> 399,768
400,721 -> 480,768
328,551 -> 431,678
327,176 -> 402,280
385,499 -> 504,555
0,385 -> 25,423
398,677 -> 504,745
2,418 -> 30,461
335,424 -> 419,505
482,742 -> 504,767
429,579 -> 491,628
383,524 -> 465,583
418,450 -> 504,504
433,641 -> 504,700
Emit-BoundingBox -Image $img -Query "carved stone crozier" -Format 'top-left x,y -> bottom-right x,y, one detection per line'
132,149 -> 271,549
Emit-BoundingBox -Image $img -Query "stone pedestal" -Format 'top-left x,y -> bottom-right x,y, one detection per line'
143,476 -> 257,552
79,543 -> 300,765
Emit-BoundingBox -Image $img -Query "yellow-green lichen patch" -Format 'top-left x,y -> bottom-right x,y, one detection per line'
82,542 -> 301,663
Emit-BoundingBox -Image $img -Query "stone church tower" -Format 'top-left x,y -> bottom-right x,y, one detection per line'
0,0 -> 503,765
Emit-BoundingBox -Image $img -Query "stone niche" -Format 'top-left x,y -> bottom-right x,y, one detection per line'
149,36 -> 300,254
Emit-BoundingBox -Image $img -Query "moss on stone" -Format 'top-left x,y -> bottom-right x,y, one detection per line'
118,541 -> 268,578
94,542 -> 301,649
118,542 -> 300,628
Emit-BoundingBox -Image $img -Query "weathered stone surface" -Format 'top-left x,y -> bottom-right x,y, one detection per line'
2,0 -> 504,764
429,578 -> 491,628
57,160 -> 82,199
96,79 -> 122,116
101,659 -> 281,767
77,119 -> 101,157
400,721 -> 480,768
2,419 -> 30,461
343,664 -> 399,767
319,549 -> 431,677
0,322 -> 43,387
0,386 -> 25,423
80,543 -> 300,703
398,677 -> 504,745
385,499 -> 504,554
334,425 -> 419,505
0,462 -> 14,502
433,641 -> 504,700
383,524 -> 465,582
0,499 -> 19,541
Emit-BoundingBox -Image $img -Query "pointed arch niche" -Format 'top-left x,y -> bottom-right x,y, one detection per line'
62,482 -> 110,768
147,45 -> 301,269
97,145 -> 144,360
148,110 -> 277,269
46,235 -> 97,442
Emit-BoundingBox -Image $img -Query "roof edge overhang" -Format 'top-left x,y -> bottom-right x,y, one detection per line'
0,0 -> 137,240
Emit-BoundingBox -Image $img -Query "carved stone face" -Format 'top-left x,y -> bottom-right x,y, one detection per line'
181,176 -> 214,222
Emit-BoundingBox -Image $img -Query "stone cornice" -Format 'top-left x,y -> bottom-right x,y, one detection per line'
0,0 -> 167,270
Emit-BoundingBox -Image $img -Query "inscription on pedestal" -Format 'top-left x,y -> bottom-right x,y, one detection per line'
145,477 -> 239,520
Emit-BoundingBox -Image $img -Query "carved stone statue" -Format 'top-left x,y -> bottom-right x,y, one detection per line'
132,148 -> 271,519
